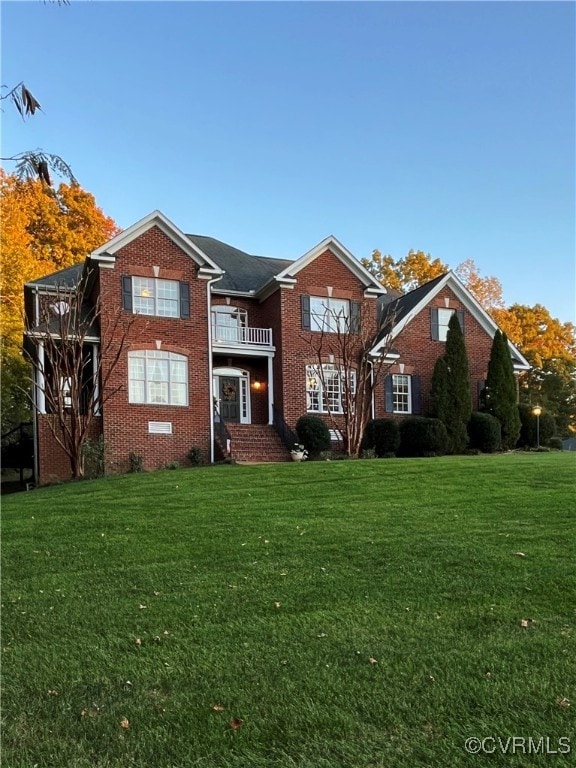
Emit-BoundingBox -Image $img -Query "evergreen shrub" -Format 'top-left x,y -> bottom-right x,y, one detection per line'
362,418 -> 400,457
398,417 -> 448,457
296,416 -> 331,458
467,412 -> 502,453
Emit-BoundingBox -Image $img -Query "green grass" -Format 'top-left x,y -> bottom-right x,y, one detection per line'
2,453 -> 575,767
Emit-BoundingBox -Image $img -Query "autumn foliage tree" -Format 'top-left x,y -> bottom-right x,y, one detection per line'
0,171 -> 118,432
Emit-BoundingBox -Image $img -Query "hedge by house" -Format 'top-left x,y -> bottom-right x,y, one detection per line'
398,417 -> 449,457
442,313 -> 472,454
296,416 -> 331,458
362,418 -> 400,457
467,412 -> 501,453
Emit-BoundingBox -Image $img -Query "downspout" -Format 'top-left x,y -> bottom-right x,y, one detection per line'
32,287 -> 40,484
206,273 -> 224,463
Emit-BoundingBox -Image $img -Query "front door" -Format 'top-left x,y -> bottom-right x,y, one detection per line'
219,376 -> 240,422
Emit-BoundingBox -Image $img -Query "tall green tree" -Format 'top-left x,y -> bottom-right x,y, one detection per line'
485,330 -> 521,449
442,313 -> 472,453
429,356 -> 450,423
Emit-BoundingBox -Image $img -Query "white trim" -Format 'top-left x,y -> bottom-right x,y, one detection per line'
37,342 -> 46,414
267,356 -> 274,425
369,271 -> 531,369
274,236 -> 387,294
89,210 -> 224,274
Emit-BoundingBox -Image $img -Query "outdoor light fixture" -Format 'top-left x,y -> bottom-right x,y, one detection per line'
532,405 -> 542,449
252,379 -> 263,391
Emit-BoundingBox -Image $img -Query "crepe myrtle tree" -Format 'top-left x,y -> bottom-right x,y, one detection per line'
300,298 -> 397,457
24,269 -> 138,479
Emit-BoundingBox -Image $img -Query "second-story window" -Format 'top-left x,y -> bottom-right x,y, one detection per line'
211,306 -> 247,343
301,296 -> 360,334
122,276 -> 190,319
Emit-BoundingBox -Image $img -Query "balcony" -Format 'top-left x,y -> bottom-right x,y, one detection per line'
212,323 -> 273,348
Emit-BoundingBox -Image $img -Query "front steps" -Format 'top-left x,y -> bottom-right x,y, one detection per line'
226,423 -> 292,463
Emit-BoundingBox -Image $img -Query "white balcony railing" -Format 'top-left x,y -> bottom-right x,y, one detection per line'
212,324 -> 272,347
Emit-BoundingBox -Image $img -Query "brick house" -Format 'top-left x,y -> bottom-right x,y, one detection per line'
24,210 -> 529,482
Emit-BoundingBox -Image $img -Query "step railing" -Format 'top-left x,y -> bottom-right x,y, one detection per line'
272,406 -> 298,452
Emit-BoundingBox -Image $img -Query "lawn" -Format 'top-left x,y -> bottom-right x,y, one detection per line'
2,453 -> 575,767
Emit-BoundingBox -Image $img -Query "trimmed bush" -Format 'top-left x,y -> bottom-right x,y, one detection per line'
485,330 -> 521,449
548,437 -> 563,451
362,418 -> 400,457
517,404 -> 557,448
468,412 -> 502,453
296,416 -> 331,459
187,446 -> 204,466
398,417 -> 448,457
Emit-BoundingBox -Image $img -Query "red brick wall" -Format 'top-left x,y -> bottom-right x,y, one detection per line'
97,226 -> 212,472
276,249 -> 380,432
37,415 -> 103,484
374,287 -> 494,418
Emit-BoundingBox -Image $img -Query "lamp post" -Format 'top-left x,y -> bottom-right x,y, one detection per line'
532,405 -> 542,449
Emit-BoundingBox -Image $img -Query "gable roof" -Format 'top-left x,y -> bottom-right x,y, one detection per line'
273,236 -> 387,297
187,235 -> 292,293
90,210 -> 223,276
372,271 -> 531,370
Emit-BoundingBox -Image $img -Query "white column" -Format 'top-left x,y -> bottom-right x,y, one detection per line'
37,342 -> 46,414
267,355 -> 274,425
92,343 -> 100,415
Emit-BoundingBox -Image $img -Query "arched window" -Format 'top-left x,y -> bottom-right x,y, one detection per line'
128,351 -> 188,406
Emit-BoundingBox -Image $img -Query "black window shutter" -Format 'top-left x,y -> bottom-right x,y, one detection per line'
384,374 -> 394,413
180,282 -> 190,319
350,301 -> 361,333
431,308 -> 439,340
456,310 -> 465,334
411,375 -> 422,414
122,276 -> 133,312
301,295 -> 311,330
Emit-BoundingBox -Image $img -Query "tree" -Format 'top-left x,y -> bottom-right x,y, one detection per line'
485,330 -> 521,449
492,304 -> 576,434
24,270 -> 135,479
440,313 -> 472,453
0,171 -> 119,433
301,299 -> 398,457
362,250 -> 505,314
362,249 -> 447,292
429,355 -> 450,423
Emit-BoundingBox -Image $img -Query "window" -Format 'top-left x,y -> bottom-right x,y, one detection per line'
128,351 -> 188,406
385,374 -> 421,415
309,297 -> 350,333
431,308 -> 464,342
306,364 -> 356,414
122,276 -> 190,319
392,374 -> 411,413
211,306 -> 248,343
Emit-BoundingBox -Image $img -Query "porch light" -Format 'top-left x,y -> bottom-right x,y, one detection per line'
252,379 -> 263,391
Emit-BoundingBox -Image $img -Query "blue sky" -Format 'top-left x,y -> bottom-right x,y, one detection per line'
2,1 -> 574,322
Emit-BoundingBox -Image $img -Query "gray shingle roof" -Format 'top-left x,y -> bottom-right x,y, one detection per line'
376,273 -> 448,338
187,234 -> 293,292
27,263 -> 84,289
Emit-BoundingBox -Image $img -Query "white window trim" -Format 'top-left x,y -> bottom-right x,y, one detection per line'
128,350 -> 188,406
306,364 -> 356,414
133,277 -> 180,318
309,297 -> 350,333
392,374 -> 412,415
437,308 -> 456,343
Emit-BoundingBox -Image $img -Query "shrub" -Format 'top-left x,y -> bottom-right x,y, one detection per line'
485,330 -> 521,449
362,418 -> 400,457
129,453 -> 144,473
187,446 -> 204,466
517,404 -> 557,448
296,416 -> 331,459
548,437 -> 563,451
165,460 -> 180,470
398,417 -> 449,457
467,412 -> 502,453
82,436 -> 105,479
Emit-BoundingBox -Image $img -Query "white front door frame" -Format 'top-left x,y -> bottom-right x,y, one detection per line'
213,366 -> 251,424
